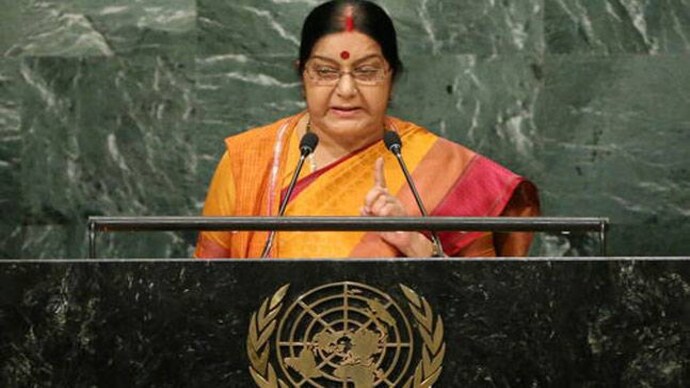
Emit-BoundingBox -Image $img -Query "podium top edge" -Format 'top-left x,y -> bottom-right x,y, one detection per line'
3,257 -> 687,264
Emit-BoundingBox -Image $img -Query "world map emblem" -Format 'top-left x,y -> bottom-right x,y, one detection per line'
247,282 -> 445,387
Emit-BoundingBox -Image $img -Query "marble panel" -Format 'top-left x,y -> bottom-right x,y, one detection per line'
18,55 -> 198,258
194,53 -> 303,181
5,0 -> 196,57
535,54 -> 690,255
18,225 -> 75,259
386,0 -> 544,57
0,0 -> 22,56
545,0 -> 690,54
198,0 -> 544,57
197,0 -> 306,57
0,60 -> 22,258
0,259 -> 688,386
390,54 -> 543,174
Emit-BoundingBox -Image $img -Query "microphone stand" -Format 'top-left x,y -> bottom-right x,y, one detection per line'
386,132 -> 445,257
260,133 -> 318,258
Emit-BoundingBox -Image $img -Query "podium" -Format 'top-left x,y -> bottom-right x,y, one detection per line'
1,257 -> 688,386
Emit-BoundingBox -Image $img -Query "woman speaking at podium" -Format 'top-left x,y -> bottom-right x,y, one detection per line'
195,0 -> 540,259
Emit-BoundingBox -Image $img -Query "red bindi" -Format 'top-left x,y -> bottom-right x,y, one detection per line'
340,50 -> 350,60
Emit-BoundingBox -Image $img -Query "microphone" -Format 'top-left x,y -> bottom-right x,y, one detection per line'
260,132 -> 319,258
299,132 -> 319,157
383,130 -> 445,257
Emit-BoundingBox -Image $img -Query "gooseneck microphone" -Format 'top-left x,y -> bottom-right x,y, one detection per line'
383,130 -> 445,257
260,132 -> 319,258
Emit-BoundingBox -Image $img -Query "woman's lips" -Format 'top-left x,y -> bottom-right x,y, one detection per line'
330,106 -> 362,118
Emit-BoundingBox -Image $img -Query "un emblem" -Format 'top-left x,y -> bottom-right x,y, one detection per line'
247,282 -> 445,387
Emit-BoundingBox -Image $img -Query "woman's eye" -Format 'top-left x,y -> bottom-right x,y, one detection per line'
316,68 -> 339,77
354,68 -> 380,78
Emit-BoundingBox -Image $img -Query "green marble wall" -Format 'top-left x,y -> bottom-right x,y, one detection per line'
1,0 -> 688,258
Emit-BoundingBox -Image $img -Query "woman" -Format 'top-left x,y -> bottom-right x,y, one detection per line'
195,0 -> 540,258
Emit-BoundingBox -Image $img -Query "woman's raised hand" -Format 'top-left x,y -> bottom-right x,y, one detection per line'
361,157 -> 434,257
361,157 -> 406,217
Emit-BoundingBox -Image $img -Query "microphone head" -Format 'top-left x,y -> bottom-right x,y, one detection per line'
299,132 -> 319,156
383,130 -> 402,154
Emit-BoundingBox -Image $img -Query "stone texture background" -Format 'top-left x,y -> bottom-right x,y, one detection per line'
1,0 -> 688,258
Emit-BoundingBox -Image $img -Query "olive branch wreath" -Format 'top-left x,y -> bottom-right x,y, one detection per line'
246,283 -> 445,387
247,284 -> 290,388
400,284 -> 446,388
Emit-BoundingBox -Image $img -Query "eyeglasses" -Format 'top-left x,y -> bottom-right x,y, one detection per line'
304,62 -> 390,86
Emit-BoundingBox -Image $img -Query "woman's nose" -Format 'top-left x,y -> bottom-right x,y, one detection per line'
335,73 -> 357,98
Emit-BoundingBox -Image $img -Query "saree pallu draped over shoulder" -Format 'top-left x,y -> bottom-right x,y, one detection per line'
195,112 -> 540,259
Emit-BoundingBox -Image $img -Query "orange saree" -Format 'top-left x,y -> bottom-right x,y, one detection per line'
195,112 -> 540,258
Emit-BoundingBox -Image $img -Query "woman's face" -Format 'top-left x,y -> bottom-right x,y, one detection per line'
302,31 -> 393,145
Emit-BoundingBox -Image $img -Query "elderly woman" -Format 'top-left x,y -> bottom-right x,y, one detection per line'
195,0 -> 540,258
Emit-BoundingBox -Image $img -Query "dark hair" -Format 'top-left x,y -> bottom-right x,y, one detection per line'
298,0 -> 403,80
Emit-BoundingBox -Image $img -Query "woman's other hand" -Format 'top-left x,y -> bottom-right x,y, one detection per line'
361,157 -> 434,257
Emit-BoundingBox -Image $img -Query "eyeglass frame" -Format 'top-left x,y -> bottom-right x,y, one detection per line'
302,55 -> 392,86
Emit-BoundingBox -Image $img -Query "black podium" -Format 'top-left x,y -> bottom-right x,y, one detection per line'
1,257 -> 688,386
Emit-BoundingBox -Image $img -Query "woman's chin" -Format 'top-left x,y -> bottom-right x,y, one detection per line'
323,118 -> 366,134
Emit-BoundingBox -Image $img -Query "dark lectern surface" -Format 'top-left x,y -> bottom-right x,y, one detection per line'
1,258 -> 688,387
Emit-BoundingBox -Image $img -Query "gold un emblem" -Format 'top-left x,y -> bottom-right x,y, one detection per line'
247,281 -> 445,387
